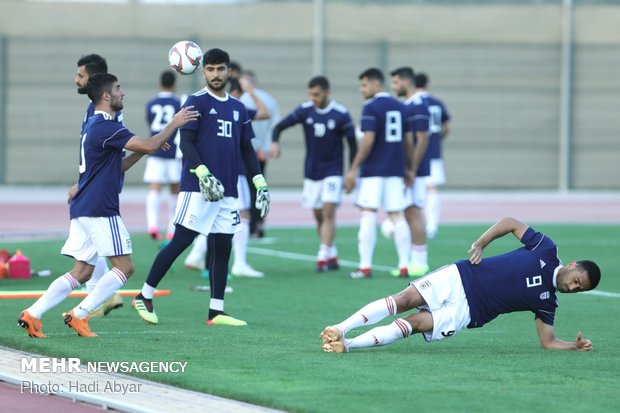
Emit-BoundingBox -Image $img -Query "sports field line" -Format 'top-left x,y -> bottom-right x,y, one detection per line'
247,246 -> 620,298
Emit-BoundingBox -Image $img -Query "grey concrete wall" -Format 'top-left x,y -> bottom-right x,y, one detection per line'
0,1 -> 618,189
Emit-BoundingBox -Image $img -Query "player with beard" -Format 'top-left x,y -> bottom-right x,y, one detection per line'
18,73 -> 198,337
133,48 -> 269,327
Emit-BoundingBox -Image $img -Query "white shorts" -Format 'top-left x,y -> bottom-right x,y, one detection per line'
302,176 -> 343,209
355,176 -> 407,212
61,216 -> 132,265
174,191 -> 240,235
143,157 -> 182,184
405,176 -> 428,209
409,264 -> 471,342
426,158 -> 446,186
237,175 -> 251,211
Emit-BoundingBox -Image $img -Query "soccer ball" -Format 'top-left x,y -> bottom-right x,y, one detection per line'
168,41 -> 203,75
380,219 -> 395,239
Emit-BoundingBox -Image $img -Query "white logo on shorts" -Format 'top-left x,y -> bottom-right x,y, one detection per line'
540,291 -> 550,300
189,214 -> 197,224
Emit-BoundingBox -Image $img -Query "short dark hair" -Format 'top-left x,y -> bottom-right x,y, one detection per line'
308,76 -> 330,90
576,260 -> 601,290
390,67 -> 415,83
87,73 -> 118,104
203,48 -> 230,67
160,70 -> 176,89
229,61 -> 242,73
228,77 -> 242,95
77,54 -> 108,76
415,73 -> 429,88
359,68 -> 384,84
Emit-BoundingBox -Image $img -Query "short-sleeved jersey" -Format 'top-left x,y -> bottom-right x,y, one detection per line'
425,93 -> 450,160
70,112 -> 135,218
180,88 -> 255,197
279,99 -> 355,180
145,92 -> 181,159
456,227 -> 561,329
359,92 -> 411,178
81,101 -> 126,188
404,92 -> 431,177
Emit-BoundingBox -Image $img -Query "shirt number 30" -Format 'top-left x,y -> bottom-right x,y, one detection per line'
217,119 -> 232,138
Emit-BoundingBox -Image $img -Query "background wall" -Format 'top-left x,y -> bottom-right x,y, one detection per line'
0,0 -> 618,189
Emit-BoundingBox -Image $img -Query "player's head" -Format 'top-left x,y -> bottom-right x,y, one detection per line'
556,260 -> 601,293
390,67 -> 415,98
87,73 -> 123,112
415,72 -> 429,89
307,76 -> 330,109
75,54 -> 108,95
228,77 -> 243,98
202,48 -> 230,92
240,70 -> 257,87
229,61 -> 242,78
160,70 -> 176,91
358,68 -> 384,99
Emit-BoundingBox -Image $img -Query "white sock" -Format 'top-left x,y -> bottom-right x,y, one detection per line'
210,298 -> 224,311
393,218 -> 411,269
329,244 -> 338,259
233,218 -> 250,267
72,268 -> 127,319
334,296 -> 397,335
317,244 -> 330,261
186,234 -> 207,266
167,193 -> 178,235
410,244 -> 428,267
27,273 -> 81,319
86,256 -> 109,293
347,318 -> 412,350
358,211 -> 376,269
425,189 -> 440,237
146,189 -> 160,230
141,284 -> 156,300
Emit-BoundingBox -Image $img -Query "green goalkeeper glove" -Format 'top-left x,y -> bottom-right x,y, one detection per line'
252,174 -> 270,218
191,165 -> 224,202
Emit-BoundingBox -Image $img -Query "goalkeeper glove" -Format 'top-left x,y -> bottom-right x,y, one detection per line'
252,174 -> 270,218
191,165 -> 224,202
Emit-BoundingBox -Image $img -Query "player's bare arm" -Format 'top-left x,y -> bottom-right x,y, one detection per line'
535,318 -> 592,351
468,217 -> 529,264
125,106 -> 198,154
344,131 -> 375,193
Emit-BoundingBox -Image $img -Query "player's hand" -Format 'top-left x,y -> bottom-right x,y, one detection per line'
67,184 -> 78,205
575,332 -> 592,351
191,165 -> 224,202
269,142 -> 281,159
344,170 -> 357,194
468,242 -> 484,265
253,174 -> 270,218
256,149 -> 267,162
161,142 -> 171,151
404,169 -> 415,188
172,106 -> 199,128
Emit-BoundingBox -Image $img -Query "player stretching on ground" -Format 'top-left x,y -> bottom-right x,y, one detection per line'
18,73 -> 198,338
321,217 -> 601,353
133,48 -> 269,326
271,76 -> 357,272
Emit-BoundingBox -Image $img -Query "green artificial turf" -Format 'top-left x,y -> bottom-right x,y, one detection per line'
1,224 -> 619,412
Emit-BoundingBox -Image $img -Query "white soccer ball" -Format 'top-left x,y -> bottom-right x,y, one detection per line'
168,41 -> 203,75
380,219 -> 395,239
